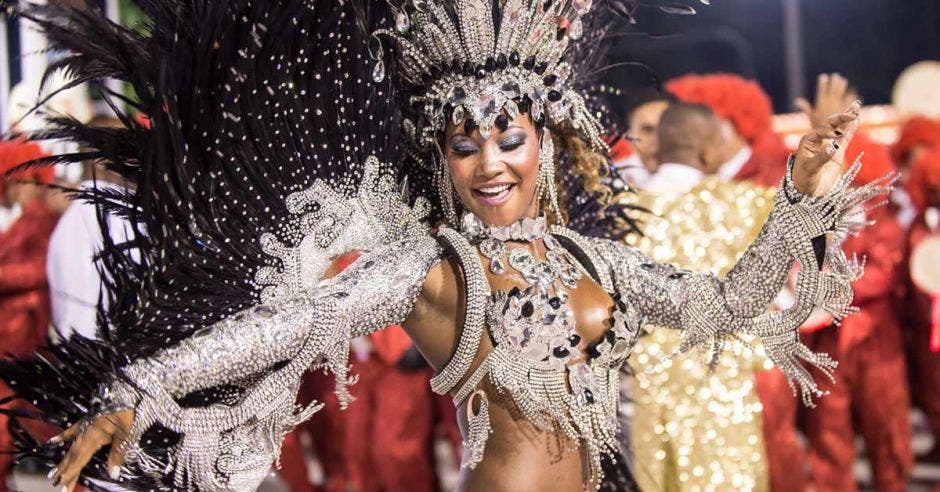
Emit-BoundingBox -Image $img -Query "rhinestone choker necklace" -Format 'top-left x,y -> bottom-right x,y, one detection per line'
460,213 -> 547,242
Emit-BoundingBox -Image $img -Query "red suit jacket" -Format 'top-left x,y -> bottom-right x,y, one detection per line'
0,199 -> 59,357
838,207 -> 906,350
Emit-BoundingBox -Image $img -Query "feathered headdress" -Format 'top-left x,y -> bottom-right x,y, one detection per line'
372,0 -> 609,150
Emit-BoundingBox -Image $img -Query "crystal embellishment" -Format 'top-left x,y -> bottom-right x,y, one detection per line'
372,60 -> 386,83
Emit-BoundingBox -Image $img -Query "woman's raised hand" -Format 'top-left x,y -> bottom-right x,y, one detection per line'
48,410 -> 134,491
792,100 -> 862,196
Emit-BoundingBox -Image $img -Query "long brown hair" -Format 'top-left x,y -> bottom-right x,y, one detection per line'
549,123 -> 613,225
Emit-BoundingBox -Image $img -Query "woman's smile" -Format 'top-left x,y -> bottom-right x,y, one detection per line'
473,182 -> 518,207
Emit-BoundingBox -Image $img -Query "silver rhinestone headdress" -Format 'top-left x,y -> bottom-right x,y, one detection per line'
372,0 -> 608,150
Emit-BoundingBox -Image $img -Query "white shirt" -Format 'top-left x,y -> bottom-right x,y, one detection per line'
643,162 -> 705,195
611,154 -> 652,190
0,203 -> 22,233
46,181 -> 137,340
717,146 -> 753,182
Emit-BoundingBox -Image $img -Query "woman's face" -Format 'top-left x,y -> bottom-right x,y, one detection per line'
444,114 -> 542,227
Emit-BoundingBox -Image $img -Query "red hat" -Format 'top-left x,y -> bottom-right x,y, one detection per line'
0,139 -> 52,196
665,73 -> 774,144
845,132 -> 896,187
891,116 -> 940,165
607,135 -> 633,163
908,148 -> 940,212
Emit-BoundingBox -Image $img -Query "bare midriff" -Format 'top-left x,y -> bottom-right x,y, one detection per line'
454,389 -> 592,492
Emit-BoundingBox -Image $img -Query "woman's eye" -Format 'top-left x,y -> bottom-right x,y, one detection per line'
499,137 -> 526,151
450,146 -> 477,156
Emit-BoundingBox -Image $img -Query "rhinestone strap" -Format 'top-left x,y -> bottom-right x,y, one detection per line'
430,227 -> 491,395
548,227 -> 615,292
452,351 -> 493,405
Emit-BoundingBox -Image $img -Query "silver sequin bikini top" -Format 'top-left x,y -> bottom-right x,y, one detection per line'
430,215 -> 642,483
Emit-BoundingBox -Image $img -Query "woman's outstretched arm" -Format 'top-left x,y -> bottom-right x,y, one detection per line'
592,102 -> 894,406
49,234 -> 443,491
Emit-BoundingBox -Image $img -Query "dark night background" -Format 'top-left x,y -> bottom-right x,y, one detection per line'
603,0 -> 940,113
5,1 -> 939,116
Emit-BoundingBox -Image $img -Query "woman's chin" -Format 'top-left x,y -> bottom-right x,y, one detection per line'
466,204 -> 529,227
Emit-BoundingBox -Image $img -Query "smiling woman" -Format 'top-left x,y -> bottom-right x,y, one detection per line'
445,116 -> 542,226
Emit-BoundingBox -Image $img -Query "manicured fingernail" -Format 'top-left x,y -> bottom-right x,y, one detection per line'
833,142 -> 840,150
834,130 -> 843,137
48,436 -> 61,444
109,465 -> 121,480
47,467 -> 57,479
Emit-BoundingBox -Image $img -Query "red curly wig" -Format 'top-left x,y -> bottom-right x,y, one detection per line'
891,116 -> 940,166
908,148 -> 940,212
845,132 -> 896,187
665,73 -> 774,144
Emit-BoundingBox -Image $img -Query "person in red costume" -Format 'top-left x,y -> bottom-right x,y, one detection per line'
279,251 -> 457,492
667,72 -> 806,492
801,135 -> 913,492
0,138 -> 58,492
665,73 -> 790,188
889,116 -> 940,229
905,147 -> 940,464
892,116 -> 940,177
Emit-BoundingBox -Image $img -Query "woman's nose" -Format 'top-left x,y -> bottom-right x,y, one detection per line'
478,148 -> 505,178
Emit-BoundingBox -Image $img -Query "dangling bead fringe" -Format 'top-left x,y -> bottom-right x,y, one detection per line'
539,135 -> 560,216
436,146 -> 460,226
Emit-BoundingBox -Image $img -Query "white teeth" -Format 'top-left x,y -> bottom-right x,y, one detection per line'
477,184 -> 511,194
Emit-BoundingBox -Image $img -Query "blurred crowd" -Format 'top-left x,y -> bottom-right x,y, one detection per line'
2,63 -> 940,492
610,69 -> 940,492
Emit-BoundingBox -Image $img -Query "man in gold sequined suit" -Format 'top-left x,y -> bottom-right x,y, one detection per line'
626,102 -> 774,491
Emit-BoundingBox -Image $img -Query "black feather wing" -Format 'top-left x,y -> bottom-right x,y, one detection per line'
1,1 -> 401,489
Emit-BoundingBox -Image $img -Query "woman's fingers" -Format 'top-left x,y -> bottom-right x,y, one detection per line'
51,419 -> 114,489
825,109 -> 859,131
59,430 -> 107,490
105,410 -> 135,475
106,427 -> 128,480
804,126 -> 843,143
49,421 -> 82,444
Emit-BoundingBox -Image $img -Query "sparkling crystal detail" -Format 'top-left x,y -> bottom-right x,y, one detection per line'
543,234 -> 560,250
572,0 -> 593,15
531,101 -> 543,122
501,81 -> 521,99
490,257 -> 506,275
505,99 -> 520,120
395,11 -> 411,33
452,105 -> 466,125
567,17 -> 584,40
371,60 -> 386,83
449,86 -> 467,105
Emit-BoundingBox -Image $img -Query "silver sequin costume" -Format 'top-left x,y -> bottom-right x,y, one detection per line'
98,157 -> 891,491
